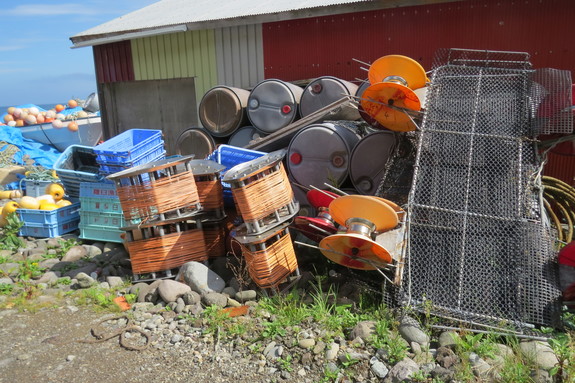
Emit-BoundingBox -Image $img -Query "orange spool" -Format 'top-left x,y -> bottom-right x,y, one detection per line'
202,218 -> 228,258
191,159 -> 226,220
360,55 -> 428,132
368,54 -> 427,88
319,195 -> 399,270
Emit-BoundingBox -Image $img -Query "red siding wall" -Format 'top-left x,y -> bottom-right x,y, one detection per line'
263,0 -> 575,184
262,0 -> 574,82
93,41 -> 134,84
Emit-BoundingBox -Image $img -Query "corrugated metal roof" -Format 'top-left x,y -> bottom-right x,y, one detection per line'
70,0 -> 389,46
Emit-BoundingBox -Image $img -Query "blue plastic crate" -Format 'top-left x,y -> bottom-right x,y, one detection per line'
80,182 -> 118,199
23,179 -> 63,198
206,145 -> 265,207
19,217 -> 80,238
206,144 -> 266,172
80,196 -> 123,214
17,203 -> 80,225
80,210 -> 125,228
79,223 -> 124,243
53,145 -> 106,197
94,129 -> 163,165
98,146 -> 166,174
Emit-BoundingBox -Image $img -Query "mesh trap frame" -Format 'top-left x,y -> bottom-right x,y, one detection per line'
399,49 -> 562,333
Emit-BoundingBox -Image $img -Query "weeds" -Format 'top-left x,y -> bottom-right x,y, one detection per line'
0,213 -> 24,252
277,354 -> 293,372
369,316 -> 408,364
17,260 -> 44,281
0,283 -> 13,295
454,331 -> 499,359
69,287 -> 116,309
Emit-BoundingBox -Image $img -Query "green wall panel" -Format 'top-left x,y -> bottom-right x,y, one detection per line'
132,30 -> 217,106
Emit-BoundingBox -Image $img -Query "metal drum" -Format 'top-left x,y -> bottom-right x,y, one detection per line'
199,86 -> 250,137
287,122 -> 360,189
175,127 -> 216,158
349,131 -> 397,195
247,79 -> 302,134
289,176 -> 315,218
300,76 -> 360,121
228,126 -> 266,148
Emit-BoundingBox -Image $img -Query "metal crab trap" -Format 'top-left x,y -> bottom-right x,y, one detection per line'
396,48 -> 565,335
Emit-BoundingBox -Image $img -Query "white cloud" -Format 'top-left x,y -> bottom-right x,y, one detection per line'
0,46 -> 23,52
6,4 -> 102,16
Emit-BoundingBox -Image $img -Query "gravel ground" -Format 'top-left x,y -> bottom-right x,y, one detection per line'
0,303 -> 326,383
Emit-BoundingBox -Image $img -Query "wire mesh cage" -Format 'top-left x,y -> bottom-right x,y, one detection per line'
400,49 -> 562,333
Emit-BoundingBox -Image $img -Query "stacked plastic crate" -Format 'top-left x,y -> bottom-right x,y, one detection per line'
17,203 -> 80,238
93,129 -> 165,178
56,129 -> 165,242
78,182 -> 125,243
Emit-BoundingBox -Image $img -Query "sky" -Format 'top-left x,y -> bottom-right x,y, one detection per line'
0,0 -> 159,108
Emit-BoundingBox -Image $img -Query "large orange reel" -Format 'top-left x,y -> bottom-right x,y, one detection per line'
319,195 -> 399,270
361,55 -> 428,132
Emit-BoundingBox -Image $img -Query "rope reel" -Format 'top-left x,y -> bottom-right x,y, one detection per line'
122,219 -> 208,275
222,149 -> 299,235
202,218 -> 228,258
107,155 -> 203,224
360,55 -> 428,132
190,159 -> 226,220
232,222 -> 299,290
319,195 -> 400,270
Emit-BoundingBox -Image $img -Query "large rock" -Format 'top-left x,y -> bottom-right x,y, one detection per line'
235,290 -> 257,302
438,331 -> 459,349
176,262 -> 225,294
35,271 -> 60,285
0,263 -> 20,278
469,352 -> 495,381
398,315 -> 430,347
348,320 -> 376,341
82,244 -> 103,259
137,280 -> 162,303
436,346 -> 460,369
157,279 -> 192,303
61,245 -> 88,262
519,341 -> 558,371
75,272 -> 95,288
201,292 -> 227,308
387,357 -> 419,383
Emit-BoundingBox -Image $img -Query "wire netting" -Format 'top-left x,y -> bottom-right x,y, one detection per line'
399,49 -> 563,332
